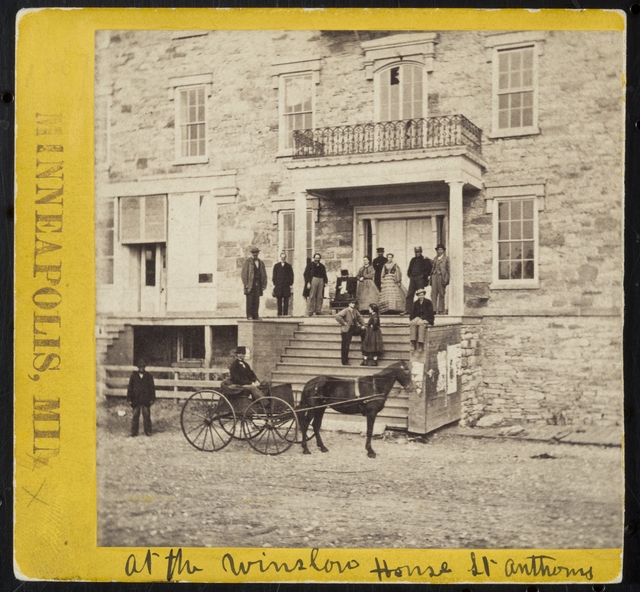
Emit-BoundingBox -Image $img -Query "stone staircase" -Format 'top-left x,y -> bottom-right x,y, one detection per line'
270,316 -> 412,433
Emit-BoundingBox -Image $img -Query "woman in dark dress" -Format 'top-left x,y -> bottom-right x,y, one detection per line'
361,303 -> 384,366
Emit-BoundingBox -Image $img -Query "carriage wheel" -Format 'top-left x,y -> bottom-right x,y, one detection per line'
242,396 -> 298,455
181,390 -> 236,451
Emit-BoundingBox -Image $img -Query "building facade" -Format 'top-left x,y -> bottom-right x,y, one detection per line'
95,28 -> 623,427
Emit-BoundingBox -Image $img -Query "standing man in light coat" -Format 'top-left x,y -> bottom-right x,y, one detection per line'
241,246 -> 267,320
335,300 -> 365,365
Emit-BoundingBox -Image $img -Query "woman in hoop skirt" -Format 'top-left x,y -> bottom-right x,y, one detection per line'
361,303 -> 384,366
355,256 -> 379,313
378,253 -> 407,314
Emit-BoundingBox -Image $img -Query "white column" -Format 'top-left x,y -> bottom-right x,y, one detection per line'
447,180 -> 465,317
204,325 -> 213,369
292,190 -> 308,317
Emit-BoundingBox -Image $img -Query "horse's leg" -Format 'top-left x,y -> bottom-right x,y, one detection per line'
365,407 -> 377,458
312,408 -> 329,453
299,406 -> 312,455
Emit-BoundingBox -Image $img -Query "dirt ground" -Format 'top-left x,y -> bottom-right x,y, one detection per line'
97,400 -> 623,549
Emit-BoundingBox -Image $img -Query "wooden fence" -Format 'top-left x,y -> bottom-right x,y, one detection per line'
103,365 -> 229,401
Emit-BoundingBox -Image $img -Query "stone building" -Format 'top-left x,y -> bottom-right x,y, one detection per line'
94,29 -> 623,429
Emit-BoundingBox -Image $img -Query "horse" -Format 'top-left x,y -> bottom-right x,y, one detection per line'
298,360 -> 412,458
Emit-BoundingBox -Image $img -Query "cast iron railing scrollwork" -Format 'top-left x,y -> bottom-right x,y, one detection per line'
293,114 -> 482,159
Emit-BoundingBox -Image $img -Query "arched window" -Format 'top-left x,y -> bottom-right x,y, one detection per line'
377,63 -> 425,122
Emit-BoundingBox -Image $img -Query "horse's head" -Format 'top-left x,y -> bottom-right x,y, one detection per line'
395,360 -> 413,389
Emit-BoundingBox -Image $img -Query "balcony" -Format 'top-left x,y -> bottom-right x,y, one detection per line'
293,114 -> 482,160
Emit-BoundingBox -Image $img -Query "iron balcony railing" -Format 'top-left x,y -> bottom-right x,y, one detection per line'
293,114 -> 482,159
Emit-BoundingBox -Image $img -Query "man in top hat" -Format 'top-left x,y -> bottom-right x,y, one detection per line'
430,244 -> 450,315
409,288 -> 435,353
126,358 -> 156,437
241,246 -> 267,320
272,251 -> 294,316
405,246 -> 433,314
228,347 -> 265,400
372,247 -> 387,291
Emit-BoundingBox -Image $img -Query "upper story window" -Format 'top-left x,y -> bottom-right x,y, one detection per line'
179,86 -> 206,158
377,63 -> 425,122
486,32 -> 545,138
283,75 -> 313,150
169,73 -> 212,164
272,58 -> 321,155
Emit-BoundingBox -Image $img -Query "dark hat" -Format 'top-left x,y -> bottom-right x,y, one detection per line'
340,269 -> 349,276
436,244 -> 446,250
136,358 -> 146,367
416,288 -> 426,296
249,246 -> 260,253
235,346 -> 247,355
414,246 -> 423,251
376,247 -> 385,253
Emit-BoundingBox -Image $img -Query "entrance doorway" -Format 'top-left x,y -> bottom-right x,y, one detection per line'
139,243 -> 166,314
355,204 -> 447,296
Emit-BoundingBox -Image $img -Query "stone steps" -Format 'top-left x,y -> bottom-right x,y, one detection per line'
271,319 -> 412,432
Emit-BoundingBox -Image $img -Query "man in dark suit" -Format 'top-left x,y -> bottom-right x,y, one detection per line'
372,247 -> 387,290
405,246 -> 433,313
127,358 -> 156,437
241,246 -> 267,320
335,300 -> 366,365
228,346 -> 265,400
409,288 -> 435,353
272,251 -> 294,316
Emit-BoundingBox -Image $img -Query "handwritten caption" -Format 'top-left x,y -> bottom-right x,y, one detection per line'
123,548 -> 594,582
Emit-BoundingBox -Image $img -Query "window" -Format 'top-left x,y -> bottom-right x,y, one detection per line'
120,194 -> 167,244
378,63 -> 425,122
490,192 -> 541,288
178,326 -> 205,362
283,75 -> 313,150
497,47 -> 534,131
97,200 -> 114,284
281,210 -> 314,263
179,86 -> 206,158
170,73 -> 212,164
271,58 -> 321,154
486,32 -> 544,138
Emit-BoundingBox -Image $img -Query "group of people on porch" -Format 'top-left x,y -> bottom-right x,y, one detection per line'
240,244 -> 450,320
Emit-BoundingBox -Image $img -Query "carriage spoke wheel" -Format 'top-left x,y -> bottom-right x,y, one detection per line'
181,390 -> 236,452
243,396 -> 298,455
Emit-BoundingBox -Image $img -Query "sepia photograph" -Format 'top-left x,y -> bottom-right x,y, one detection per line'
93,26 -> 624,552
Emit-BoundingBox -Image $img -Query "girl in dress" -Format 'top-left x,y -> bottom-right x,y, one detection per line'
361,303 -> 384,366
355,256 -> 379,313
378,253 -> 407,314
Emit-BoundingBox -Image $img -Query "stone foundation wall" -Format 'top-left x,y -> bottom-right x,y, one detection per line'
473,314 -> 622,426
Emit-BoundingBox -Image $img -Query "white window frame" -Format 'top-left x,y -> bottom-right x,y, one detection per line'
486,32 -> 545,139
486,183 -> 545,290
271,58 -> 321,156
374,62 -> 428,123
169,73 -> 213,165
119,194 -> 167,245
278,208 -> 316,263
97,199 -> 115,285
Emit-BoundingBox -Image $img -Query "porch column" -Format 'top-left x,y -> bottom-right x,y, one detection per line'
292,190 -> 308,317
447,180 -> 464,317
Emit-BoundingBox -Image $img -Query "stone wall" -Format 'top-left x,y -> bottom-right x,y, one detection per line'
474,314 -> 622,426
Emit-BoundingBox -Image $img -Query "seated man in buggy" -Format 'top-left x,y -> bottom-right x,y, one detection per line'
226,346 -> 267,400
